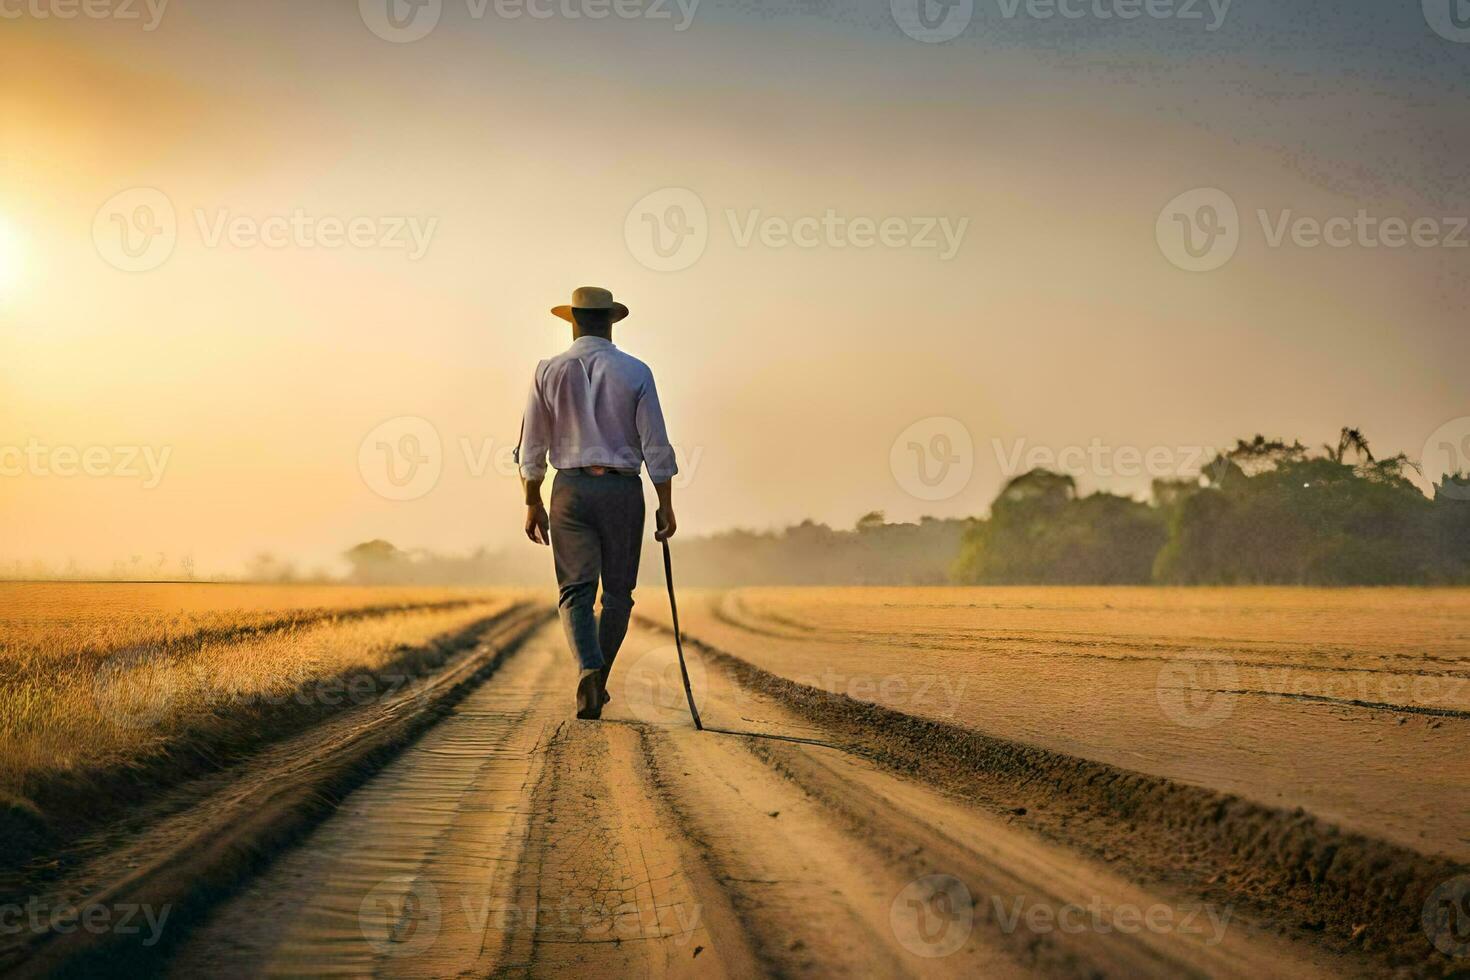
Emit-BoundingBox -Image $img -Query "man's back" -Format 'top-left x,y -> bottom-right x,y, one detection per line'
518,335 -> 677,482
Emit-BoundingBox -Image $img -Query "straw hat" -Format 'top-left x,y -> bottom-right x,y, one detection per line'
551,285 -> 629,324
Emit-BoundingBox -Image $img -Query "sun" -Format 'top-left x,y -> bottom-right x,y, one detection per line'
0,217 -> 23,300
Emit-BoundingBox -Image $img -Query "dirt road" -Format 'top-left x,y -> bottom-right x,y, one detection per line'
167,621 -> 1356,978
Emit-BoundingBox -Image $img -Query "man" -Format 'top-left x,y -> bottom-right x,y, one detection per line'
515,286 -> 678,720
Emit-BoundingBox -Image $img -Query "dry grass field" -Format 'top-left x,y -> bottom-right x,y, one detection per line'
0,583 -> 523,874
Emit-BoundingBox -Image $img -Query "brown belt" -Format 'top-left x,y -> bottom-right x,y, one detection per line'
565,465 -> 638,477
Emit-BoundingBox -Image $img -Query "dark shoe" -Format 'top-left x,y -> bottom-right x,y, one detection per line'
575,668 -> 603,720
599,666 -> 612,705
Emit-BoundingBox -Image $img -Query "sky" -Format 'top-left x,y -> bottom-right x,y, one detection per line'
0,0 -> 1466,576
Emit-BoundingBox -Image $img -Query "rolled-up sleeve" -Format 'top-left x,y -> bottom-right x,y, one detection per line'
636,374 -> 678,483
515,367 -> 551,481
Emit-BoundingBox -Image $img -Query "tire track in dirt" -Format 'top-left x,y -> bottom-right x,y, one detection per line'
716,593 -> 1470,681
165,621 -> 569,977
615,637 -> 1342,980
496,720 -> 758,977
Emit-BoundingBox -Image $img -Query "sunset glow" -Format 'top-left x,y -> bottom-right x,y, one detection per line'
0,217 -> 23,301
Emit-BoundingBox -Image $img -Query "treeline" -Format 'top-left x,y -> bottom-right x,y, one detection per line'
342,539 -> 544,586
338,429 -> 1469,589
647,512 -> 973,587
953,430 -> 1470,586
341,513 -> 974,588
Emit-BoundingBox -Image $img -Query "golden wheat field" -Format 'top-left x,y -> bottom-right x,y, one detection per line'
0,583 -> 521,800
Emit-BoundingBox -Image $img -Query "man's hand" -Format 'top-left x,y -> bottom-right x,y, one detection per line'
653,480 -> 676,541
525,502 -> 549,545
655,506 -> 676,541
522,476 -> 548,545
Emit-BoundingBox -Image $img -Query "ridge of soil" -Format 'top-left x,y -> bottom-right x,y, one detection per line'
636,615 -> 1468,976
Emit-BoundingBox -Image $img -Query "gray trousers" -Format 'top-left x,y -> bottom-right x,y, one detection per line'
550,469 -> 645,672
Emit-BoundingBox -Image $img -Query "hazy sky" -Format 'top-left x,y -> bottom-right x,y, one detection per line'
1,0 -> 1466,575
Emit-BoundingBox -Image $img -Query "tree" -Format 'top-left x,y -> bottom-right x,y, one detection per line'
953,431 -> 1466,586
343,540 -> 407,583
952,469 -> 1165,585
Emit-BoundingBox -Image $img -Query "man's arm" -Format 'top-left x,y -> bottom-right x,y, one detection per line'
516,369 -> 551,546
636,373 -> 678,540
653,480 -> 675,541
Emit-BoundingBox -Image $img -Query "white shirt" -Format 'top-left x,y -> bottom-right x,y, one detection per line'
515,336 -> 678,483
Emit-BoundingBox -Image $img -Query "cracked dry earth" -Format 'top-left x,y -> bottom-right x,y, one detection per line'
167,621 -> 1350,978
